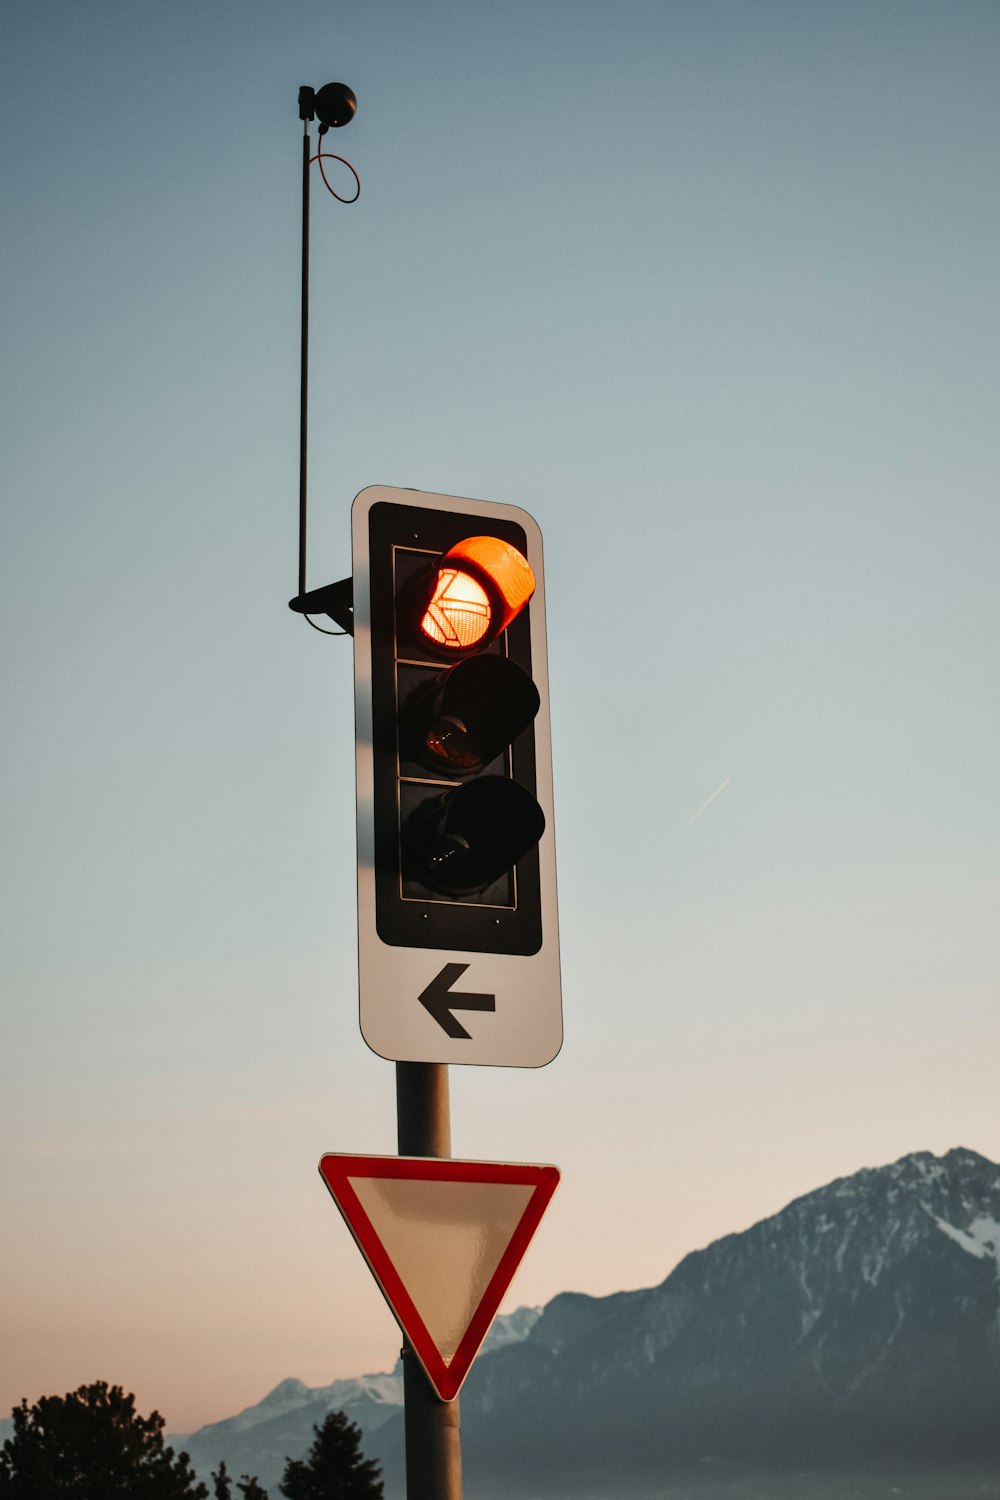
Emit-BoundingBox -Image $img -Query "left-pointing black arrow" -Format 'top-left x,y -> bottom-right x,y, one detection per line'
418,962 -> 496,1039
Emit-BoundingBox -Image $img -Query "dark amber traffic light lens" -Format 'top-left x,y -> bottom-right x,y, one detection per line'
424,715 -> 482,773
415,656 -> 541,776
419,535 -> 535,654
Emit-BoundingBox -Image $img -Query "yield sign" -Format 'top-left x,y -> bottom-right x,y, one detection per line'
318,1154 -> 560,1401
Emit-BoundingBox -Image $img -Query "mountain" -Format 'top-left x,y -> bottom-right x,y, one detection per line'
180,1305 -> 541,1492
183,1147 -> 1000,1497
444,1145 -> 1000,1497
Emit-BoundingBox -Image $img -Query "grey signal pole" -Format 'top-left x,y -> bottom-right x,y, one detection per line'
395,1063 -> 463,1500
292,84 -> 463,1499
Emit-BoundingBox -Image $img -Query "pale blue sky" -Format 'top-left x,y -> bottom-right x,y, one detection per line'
2,0 -> 998,1434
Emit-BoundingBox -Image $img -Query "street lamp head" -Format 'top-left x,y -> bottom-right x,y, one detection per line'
298,82 -> 357,132
314,82 -> 357,132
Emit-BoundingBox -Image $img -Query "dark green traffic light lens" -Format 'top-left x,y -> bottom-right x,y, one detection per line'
405,777 -> 546,897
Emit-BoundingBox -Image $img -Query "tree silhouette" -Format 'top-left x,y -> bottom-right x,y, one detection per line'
212,1463 -> 268,1500
0,1381 -> 207,1499
278,1411 -> 382,1500
212,1463 -> 233,1499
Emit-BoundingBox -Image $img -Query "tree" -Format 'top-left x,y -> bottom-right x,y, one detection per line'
212,1466 -> 268,1500
212,1462 -> 233,1500
278,1411 -> 382,1500
0,1381 -> 207,1499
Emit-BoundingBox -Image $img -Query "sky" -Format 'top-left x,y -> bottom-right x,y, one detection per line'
2,0 -> 998,1439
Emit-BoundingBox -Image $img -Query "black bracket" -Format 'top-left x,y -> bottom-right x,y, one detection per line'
288,577 -> 354,635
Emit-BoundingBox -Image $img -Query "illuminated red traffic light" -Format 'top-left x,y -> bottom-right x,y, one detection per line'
419,536 -> 536,654
421,567 -> 492,650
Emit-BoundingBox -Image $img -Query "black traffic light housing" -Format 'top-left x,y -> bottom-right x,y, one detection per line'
367,497 -> 546,956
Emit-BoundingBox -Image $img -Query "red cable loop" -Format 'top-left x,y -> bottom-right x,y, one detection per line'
310,146 -> 361,204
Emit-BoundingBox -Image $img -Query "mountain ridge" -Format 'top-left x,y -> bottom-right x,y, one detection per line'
143,1147 -> 1000,1494
442,1144 -> 1000,1496
177,1305 -> 542,1488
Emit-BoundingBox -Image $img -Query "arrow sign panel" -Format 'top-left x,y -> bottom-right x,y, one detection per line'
318,1154 -> 560,1401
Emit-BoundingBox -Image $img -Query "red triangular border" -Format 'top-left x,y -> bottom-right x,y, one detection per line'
318,1154 -> 560,1401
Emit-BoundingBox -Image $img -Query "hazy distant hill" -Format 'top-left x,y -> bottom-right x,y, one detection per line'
184,1148 -> 1000,1498
180,1305 -> 541,1492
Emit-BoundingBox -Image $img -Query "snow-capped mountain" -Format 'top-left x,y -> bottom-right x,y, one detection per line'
180,1305 -> 541,1490
177,1148 -> 1000,1496
445,1146 -> 1000,1496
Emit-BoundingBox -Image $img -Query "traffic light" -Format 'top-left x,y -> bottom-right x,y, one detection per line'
352,486 -> 561,1068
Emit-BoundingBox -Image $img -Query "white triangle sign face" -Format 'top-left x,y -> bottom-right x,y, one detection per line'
318,1154 -> 560,1400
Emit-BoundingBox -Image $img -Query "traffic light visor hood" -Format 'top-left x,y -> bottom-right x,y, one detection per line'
420,536 -> 535,653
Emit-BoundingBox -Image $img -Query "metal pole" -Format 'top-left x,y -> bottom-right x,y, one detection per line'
395,1063 -> 463,1500
298,118 -> 311,602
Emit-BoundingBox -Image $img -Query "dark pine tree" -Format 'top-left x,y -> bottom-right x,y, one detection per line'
278,1411 -> 382,1500
0,1381 -> 207,1499
212,1460 -> 267,1499
212,1461 -> 233,1499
